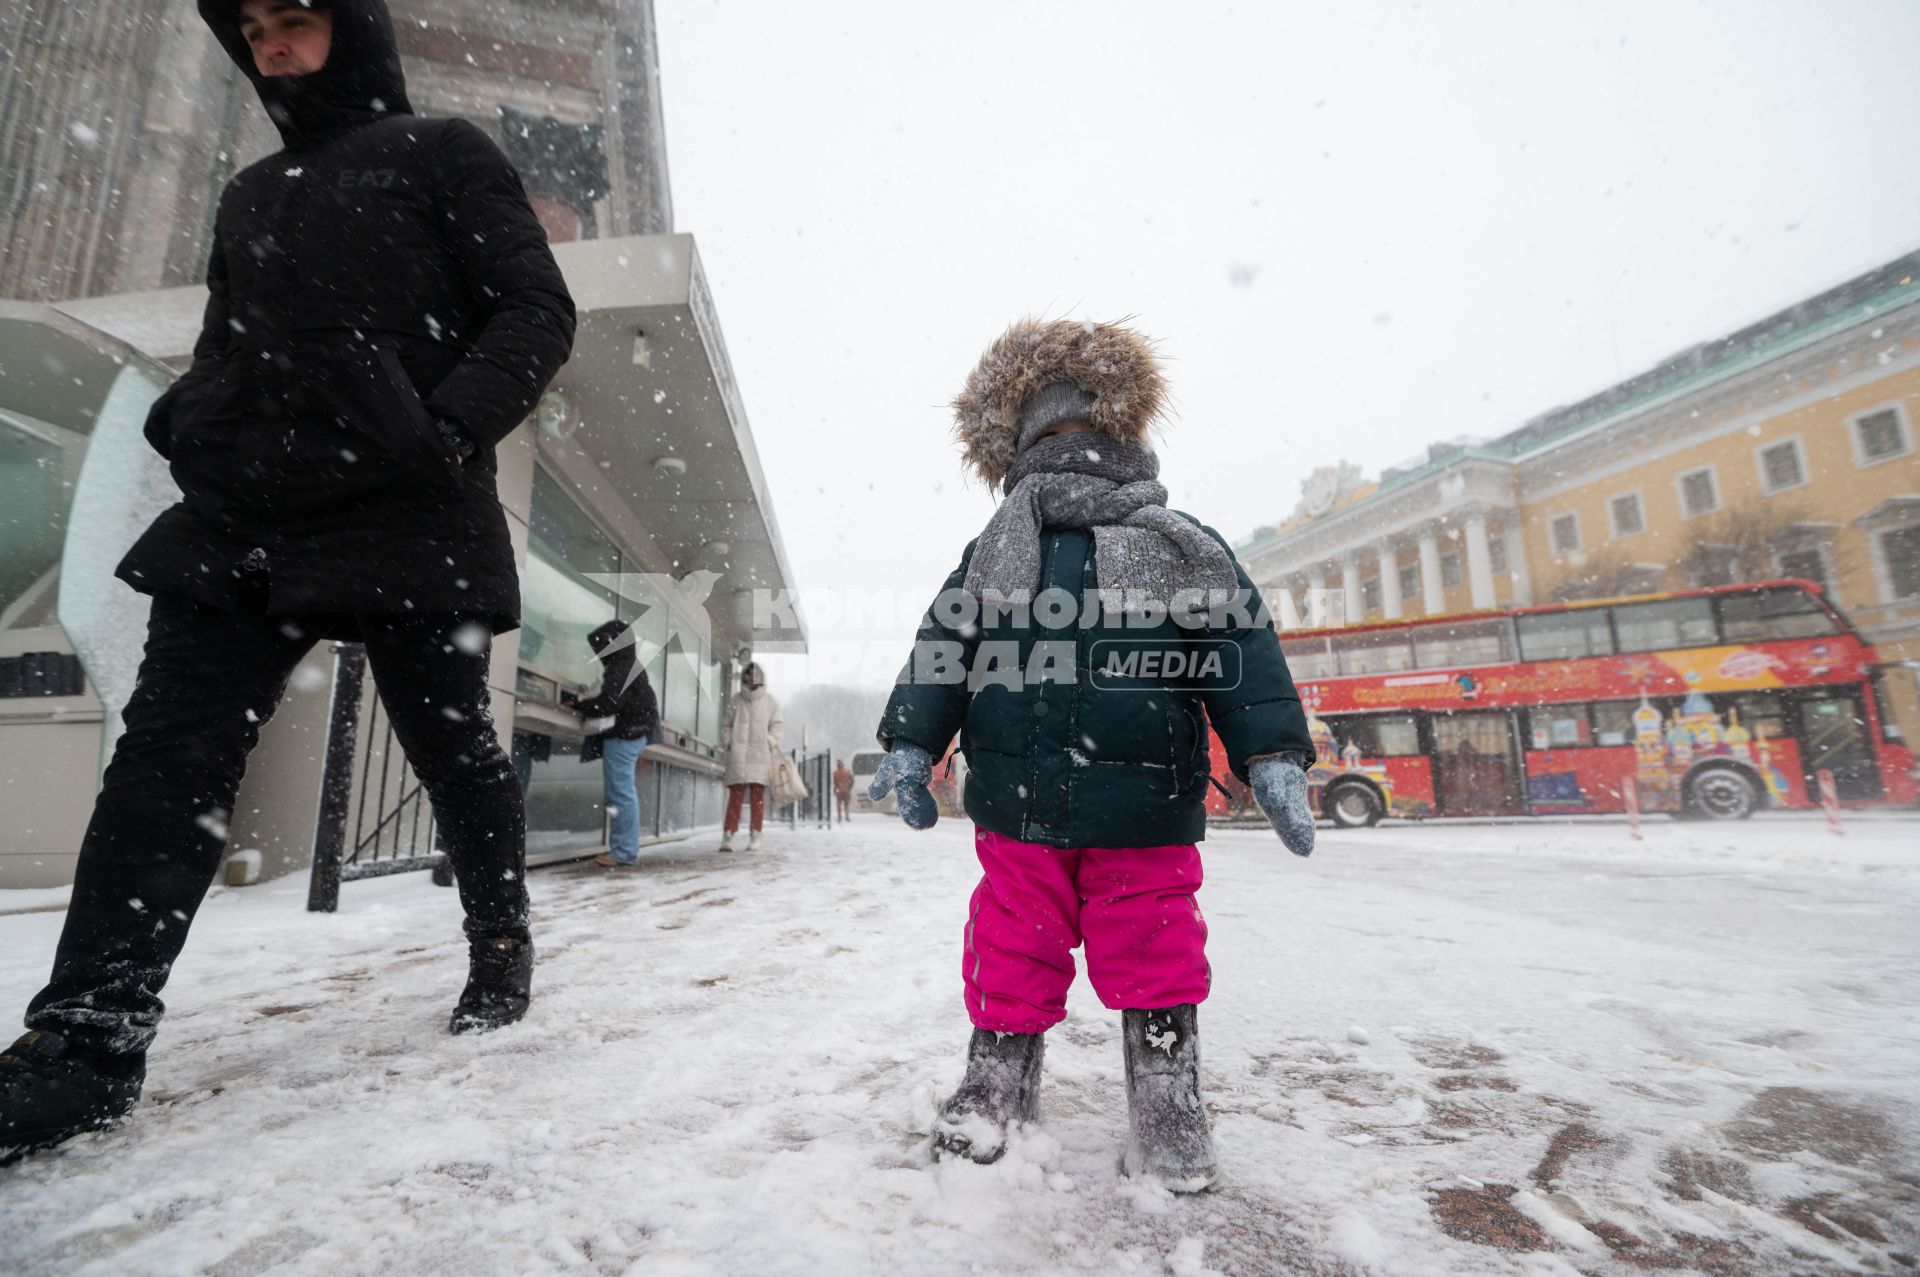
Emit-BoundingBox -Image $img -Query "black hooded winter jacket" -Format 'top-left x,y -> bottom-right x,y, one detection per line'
576,647 -> 660,745
117,0 -> 576,635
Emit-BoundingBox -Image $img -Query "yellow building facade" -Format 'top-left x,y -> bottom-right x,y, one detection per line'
1239,252 -> 1920,740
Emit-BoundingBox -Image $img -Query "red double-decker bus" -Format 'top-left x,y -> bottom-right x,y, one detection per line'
1206,580 -> 1918,826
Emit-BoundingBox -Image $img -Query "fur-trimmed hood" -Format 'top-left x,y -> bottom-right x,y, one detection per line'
952,318 -> 1166,490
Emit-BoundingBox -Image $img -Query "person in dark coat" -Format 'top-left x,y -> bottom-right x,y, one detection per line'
867,319 -> 1317,1189
579,621 -> 660,869
0,0 -> 575,1165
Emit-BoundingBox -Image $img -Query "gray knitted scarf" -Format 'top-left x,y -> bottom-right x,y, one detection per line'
963,433 -> 1238,613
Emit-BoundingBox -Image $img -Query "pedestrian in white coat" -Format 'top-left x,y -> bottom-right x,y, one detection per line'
720,662 -> 782,852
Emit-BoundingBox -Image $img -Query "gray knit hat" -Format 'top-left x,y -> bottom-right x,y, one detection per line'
1014,381 -> 1098,456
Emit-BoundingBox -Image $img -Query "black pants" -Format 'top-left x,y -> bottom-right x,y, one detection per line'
25,592 -> 530,1056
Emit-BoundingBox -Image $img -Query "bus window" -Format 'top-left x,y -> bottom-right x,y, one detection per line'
1727,692 -> 1789,741
1527,704 -> 1593,749
1413,618 -> 1512,669
1717,585 -> 1841,643
1324,714 -> 1421,756
1591,701 -> 1635,746
1280,636 -> 1337,679
1613,596 -> 1718,652
1517,609 -> 1613,661
1374,715 -> 1421,755
1337,632 -> 1415,675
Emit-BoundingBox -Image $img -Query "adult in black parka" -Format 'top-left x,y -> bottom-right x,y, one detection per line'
0,0 -> 575,1166
122,0 -> 576,626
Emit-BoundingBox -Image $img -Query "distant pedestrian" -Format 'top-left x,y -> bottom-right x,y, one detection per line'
578,622 -> 659,869
833,758 -> 855,823
719,662 -> 782,852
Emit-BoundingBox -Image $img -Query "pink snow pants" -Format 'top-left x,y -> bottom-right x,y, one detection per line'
964,828 -> 1210,1033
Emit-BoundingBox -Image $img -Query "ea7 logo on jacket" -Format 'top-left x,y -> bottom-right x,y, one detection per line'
338,169 -> 399,189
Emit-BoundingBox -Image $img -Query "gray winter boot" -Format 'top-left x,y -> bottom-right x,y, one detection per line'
932,1029 -> 1045,1165
1120,1004 -> 1217,1191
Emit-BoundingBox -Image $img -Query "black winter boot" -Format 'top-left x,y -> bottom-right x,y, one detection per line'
932,1029 -> 1045,1165
1120,1004 -> 1217,1191
448,937 -> 534,1034
0,1030 -> 146,1166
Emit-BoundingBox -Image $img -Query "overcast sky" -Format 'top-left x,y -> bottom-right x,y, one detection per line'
654,0 -> 1920,690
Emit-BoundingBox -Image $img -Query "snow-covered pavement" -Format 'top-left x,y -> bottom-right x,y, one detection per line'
2,815 -> 1917,1276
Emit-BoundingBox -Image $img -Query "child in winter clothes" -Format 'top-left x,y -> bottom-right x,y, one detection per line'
869,319 -> 1318,1190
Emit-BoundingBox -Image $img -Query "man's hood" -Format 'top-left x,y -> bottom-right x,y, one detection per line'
200,0 -> 412,149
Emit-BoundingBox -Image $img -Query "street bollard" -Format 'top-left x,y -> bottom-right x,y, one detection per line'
1623,774 -> 1642,841
1817,768 -> 1844,837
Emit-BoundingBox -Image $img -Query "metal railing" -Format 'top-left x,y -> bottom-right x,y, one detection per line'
783,748 -> 834,829
308,643 -> 449,912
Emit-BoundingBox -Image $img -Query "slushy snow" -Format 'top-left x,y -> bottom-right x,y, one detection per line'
1,814 -> 1916,1275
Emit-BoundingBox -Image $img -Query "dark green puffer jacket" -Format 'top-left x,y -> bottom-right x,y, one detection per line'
876,517 -> 1314,848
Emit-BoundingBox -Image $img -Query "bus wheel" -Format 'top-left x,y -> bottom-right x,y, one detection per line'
1323,780 -> 1384,829
1686,765 -> 1758,821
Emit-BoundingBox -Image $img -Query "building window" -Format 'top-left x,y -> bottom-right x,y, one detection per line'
3,362 -> 169,634
1884,524 -> 1920,600
521,467 -> 622,692
1852,406 -> 1912,467
1399,563 -> 1419,599
1361,577 -> 1382,612
1776,547 -> 1828,589
1550,513 -> 1580,555
1488,534 -> 1508,573
1689,546 -> 1739,588
1608,492 -> 1645,537
1677,465 -> 1720,518
1757,438 -> 1806,493
1440,553 -> 1461,587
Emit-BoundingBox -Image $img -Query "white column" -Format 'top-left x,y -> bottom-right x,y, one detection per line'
1377,543 -> 1403,620
1503,519 -> 1533,606
1418,529 -> 1445,616
1306,566 -> 1328,628
1340,556 -> 1363,626
1464,514 -> 1497,610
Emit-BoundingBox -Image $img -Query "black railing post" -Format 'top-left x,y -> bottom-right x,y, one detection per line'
307,642 -> 367,913
817,753 -> 831,827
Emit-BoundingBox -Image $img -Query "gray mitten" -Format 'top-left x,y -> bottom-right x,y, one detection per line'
867,742 -> 938,830
1250,752 -> 1316,857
